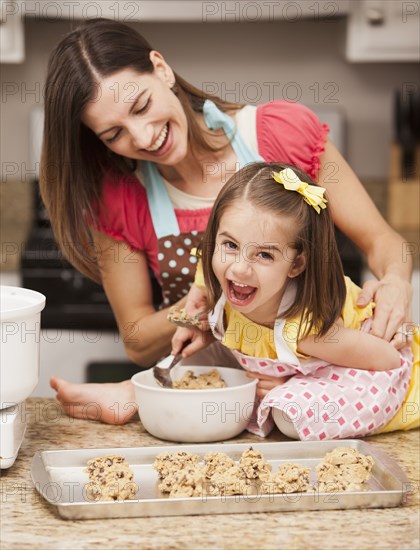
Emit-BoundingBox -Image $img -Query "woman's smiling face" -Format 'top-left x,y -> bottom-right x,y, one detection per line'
212,200 -> 305,326
82,52 -> 189,165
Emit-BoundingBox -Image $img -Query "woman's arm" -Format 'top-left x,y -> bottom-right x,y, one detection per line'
297,322 -> 401,372
92,228 -> 187,367
319,141 -> 413,343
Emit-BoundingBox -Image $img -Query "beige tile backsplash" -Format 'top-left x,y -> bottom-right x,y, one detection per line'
0,180 -> 33,271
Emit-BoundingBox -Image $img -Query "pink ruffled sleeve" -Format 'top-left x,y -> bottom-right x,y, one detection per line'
256,101 -> 329,180
95,172 -> 159,278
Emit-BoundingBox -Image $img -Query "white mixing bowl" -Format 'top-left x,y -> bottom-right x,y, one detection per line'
132,365 -> 257,442
1,286 -> 46,406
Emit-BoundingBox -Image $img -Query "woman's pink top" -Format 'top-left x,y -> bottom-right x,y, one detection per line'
97,101 -> 329,279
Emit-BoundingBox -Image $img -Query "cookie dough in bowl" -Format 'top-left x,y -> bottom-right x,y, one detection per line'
131,366 -> 257,443
173,368 -> 226,389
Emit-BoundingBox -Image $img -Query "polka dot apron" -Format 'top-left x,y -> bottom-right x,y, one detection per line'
209,292 -> 413,441
156,232 -> 202,305
139,100 -> 264,306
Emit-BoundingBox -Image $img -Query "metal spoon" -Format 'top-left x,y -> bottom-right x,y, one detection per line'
153,341 -> 191,388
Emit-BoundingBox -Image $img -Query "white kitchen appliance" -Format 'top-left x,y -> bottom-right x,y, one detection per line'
0,286 -> 45,468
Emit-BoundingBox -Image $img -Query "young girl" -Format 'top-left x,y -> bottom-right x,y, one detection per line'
172,162 -> 417,440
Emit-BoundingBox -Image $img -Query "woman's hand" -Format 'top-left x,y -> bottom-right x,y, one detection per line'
245,372 -> 291,399
171,326 -> 214,358
357,273 -> 414,348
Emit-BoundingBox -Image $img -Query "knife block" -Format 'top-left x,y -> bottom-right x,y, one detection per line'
388,143 -> 420,231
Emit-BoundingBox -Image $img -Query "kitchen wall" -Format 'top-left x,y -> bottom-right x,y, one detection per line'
1,17 -> 418,181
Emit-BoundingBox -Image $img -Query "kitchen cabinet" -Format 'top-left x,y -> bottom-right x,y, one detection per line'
346,0 -> 420,62
21,1 -> 350,22
0,0 -> 24,63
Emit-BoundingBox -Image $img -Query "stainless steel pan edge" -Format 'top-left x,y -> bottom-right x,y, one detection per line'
30,440 -> 410,520
56,492 -> 402,521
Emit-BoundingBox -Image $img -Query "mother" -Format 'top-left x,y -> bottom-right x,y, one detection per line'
41,19 -> 413,423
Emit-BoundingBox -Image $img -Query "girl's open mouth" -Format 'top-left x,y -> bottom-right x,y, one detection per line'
227,280 -> 257,306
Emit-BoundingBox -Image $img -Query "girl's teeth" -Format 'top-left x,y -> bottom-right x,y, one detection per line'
232,281 -> 250,288
230,280 -> 256,302
146,124 -> 168,151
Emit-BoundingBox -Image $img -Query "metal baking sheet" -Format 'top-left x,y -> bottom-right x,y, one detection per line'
31,439 -> 409,520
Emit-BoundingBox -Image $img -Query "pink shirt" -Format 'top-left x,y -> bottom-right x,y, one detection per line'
97,101 -> 329,279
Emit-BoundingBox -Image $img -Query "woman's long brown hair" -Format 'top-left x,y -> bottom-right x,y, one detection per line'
201,162 -> 347,340
40,18 -> 243,282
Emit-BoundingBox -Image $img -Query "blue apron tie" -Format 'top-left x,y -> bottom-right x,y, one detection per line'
141,161 -> 180,237
141,100 -> 264,239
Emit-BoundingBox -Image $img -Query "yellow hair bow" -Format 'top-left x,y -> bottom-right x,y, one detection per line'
272,168 -> 328,214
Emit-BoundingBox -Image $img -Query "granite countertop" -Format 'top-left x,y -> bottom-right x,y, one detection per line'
1,398 -> 419,550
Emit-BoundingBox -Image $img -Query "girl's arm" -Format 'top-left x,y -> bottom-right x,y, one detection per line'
319,141 -> 413,345
92,228 -> 187,367
248,322 -> 401,399
245,372 -> 292,399
297,322 -> 401,372
182,283 -> 209,328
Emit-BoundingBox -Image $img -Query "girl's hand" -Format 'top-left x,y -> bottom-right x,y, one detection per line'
357,274 -> 414,348
171,326 -> 214,358
245,372 -> 291,399
184,284 -> 209,330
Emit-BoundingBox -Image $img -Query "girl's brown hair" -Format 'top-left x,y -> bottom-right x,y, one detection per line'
201,162 -> 347,339
40,18 -> 243,282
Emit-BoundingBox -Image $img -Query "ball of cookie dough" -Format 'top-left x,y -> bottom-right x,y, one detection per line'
84,454 -> 138,501
203,452 -> 236,480
316,447 -> 375,492
159,466 -> 205,498
262,463 -> 311,494
206,465 -> 248,496
321,447 -> 374,469
239,447 -> 272,482
153,450 -> 200,479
